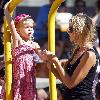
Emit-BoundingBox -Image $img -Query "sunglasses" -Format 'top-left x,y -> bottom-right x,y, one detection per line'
67,27 -> 73,33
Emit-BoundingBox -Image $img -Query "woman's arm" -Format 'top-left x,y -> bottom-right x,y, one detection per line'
4,1 -> 21,48
46,62 -> 63,81
49,59 -> 69,81
35,61 -> 63,81
49,51 -> 96,89
60,59 -> 69,68
39,50 -> 68,81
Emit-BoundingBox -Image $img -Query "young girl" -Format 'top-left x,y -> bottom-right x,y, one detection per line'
4,1 -> 42,100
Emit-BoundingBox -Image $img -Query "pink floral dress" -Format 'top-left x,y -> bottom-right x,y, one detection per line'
12,43 -> 37,100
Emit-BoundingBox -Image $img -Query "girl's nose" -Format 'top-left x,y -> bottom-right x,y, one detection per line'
29,28 -> 33,31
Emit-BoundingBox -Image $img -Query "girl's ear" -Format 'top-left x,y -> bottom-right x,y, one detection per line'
16,28 -> 19,33
15,25 -> 20,33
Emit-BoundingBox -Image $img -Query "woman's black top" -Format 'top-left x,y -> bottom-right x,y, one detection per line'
61,47 -> 99,100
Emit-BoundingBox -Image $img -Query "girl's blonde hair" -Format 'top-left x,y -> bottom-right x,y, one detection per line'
68,13 -> 96,43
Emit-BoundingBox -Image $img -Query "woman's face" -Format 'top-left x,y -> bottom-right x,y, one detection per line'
68,26 -> 79,43
69,32 -> 75,42
69,31 -> 83,46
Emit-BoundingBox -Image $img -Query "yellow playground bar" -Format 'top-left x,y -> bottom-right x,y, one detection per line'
4,0 -> 63,100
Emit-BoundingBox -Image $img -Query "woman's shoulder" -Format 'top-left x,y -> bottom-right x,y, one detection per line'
80,48 -> 97,66
85,47 -> 97,59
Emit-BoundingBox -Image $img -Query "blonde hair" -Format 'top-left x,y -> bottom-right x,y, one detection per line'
68,13 -> 96,43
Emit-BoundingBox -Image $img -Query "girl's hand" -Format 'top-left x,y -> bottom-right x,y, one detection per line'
32,43 -> 48,61
4,0 -> 12,10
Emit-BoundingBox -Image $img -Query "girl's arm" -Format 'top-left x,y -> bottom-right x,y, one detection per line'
4,1 -> 21,48
47,51 -> 96,89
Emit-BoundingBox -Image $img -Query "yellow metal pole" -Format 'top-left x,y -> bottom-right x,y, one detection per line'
4,19 -> 12,100
48,0 -> 63,100
4,0 -> 22,100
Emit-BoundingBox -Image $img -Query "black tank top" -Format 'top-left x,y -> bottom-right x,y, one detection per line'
61,46 -> 99,100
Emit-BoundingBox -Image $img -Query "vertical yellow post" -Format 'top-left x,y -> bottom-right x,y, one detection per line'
4,0 -> 22,100
48,0 -> 63,100
4,19 -> 12,100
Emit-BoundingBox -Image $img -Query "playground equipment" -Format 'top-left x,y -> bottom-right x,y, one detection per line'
4,1 -> 23,100
48,0 -> 63,100
4,0 -> 63,100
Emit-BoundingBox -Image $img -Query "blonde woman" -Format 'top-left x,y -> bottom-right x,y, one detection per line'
42,13 -> 99,100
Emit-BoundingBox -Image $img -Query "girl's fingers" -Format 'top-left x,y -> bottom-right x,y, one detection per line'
4,0 -> 12,9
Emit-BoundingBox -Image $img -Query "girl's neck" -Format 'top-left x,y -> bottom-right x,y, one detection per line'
21,36 -> 32,42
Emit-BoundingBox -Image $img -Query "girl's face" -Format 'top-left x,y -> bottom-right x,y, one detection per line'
18,19 -> 34,40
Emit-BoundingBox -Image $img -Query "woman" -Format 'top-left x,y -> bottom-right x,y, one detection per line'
42,13 -> 99,100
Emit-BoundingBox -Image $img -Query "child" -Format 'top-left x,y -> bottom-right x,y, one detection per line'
4,1 -> 43,100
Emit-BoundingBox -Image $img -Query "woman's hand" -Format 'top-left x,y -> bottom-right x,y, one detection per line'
43,49 -> 59,64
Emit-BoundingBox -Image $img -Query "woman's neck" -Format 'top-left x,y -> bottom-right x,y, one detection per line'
79,42 -> 93,51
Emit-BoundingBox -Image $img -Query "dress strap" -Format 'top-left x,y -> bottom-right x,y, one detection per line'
74,46 -> 99,66
87,46 -> 99,60
93,46 -> 100,65
85,46 -> 100,67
